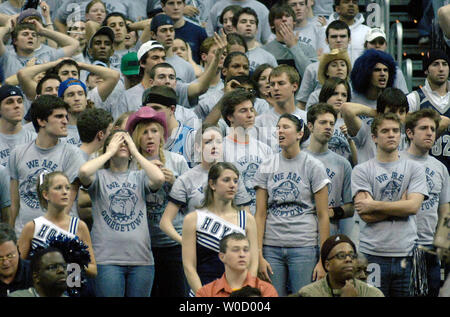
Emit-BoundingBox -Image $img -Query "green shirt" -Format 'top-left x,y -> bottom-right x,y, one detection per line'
298,274 -> 384,297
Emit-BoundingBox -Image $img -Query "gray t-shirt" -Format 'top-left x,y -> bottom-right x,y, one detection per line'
9,141 -> 85,236
351,157 -> 429,256
0,129 -> 37,167
0,164 -> 10,212
206,0 -> 272,44
246,47 -> 277,74
304,149 -> 353,233
145,150 -> 189,248
88,168 -> 153,265
56,0 -> 141,23
60,125 -> 81,147
297,61 -> 319,103
0,46 -> 65,80
254,107 -> 308,153
169,164 -> 251,214
195,89 -> 270,120
400,151 -> 450,246
253,151 -> 330,247
167,55 -> 196,84
223,135 -> 272,215
87,81 -> 126,120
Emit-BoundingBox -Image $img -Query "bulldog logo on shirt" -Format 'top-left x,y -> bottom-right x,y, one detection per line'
380,179 -> 402,201
20,168 -> 51,209
109,188 -> 138,223
273,181 -> 300,203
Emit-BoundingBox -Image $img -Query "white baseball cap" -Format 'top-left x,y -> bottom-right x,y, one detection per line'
365,28 -> 386,42
137,40 -> 165,61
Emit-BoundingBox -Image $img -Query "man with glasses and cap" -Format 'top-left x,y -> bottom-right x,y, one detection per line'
0,223 -> 32,297
296,234 -> 384,297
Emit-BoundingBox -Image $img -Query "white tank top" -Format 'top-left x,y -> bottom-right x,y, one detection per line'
31,216 -> 79,250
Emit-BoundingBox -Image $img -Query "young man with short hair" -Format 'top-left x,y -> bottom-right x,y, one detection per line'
297,20 -> 351,108
150,13 -> 196,83
206,0 -> 272,43
8,95 -> 85,236
401,109 -> 450,296
221,89 -> 272,215
263,4 -> 317,78
0,85 -> 36,167
196,233 -> 278,297
407,49 -> 450,173
305,103 -> 354,236
255,64 -> 307,152
284,0 -> 325,52
143,85 -> 196,165
119,35 -> 226,116
351,112 -> 428,297
326,0 -> 370,61
341,87 -> 410,164
232,7 -> 278,73
0,19 -> 79,80
161,0 -> 207,64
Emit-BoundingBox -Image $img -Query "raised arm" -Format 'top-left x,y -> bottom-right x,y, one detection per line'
187,32 -> 226,99
78,133 -> 124,187
341,102 -> 377,137
29,20 -> 79,57
78,61 -> 120,101
17,59 -> 62,100
123,133 -> 165,191
0,17 -> 14,57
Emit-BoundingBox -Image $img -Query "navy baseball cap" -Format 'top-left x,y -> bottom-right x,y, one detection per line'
150,14 -> 174,32
0,85 -> 23,104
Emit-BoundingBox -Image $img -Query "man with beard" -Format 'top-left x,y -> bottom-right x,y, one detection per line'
407,49 -> 450,173
297,234 -> 383,297
304,103 -> 354,236
351,113 -> 428,297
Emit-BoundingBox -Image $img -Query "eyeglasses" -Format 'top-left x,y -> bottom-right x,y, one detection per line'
45,263 -> 67,271
327,251 -> 357,261
0,253 -> 17,262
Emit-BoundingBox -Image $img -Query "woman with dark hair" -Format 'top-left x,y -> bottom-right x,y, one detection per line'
181,162 -> 258,296
254,113 -> 330,296
78,129 -> 165,297
251,63 -> 274,103
219,5 -> 242,35
318,77 -> 357,166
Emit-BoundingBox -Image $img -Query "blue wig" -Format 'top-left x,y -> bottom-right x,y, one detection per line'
350,49 -> 397,94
